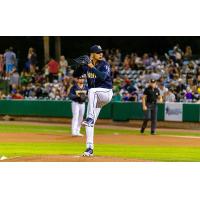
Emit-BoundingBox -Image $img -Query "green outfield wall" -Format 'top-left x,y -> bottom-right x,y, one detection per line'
0,100 -> 199,122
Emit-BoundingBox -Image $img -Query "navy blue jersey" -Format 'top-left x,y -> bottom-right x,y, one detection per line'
73,60 -> 112,89
69,84 -> 88,103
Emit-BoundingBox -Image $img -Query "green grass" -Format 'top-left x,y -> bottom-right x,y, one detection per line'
0,124 -> 68,134
0,123 -> 200,161
0,124 -> 200,137
1,142 -> 200,161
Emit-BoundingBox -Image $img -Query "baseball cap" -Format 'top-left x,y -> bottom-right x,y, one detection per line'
90,45 -> 104,53
77,75 -> 85,79
150,79 -> 156,83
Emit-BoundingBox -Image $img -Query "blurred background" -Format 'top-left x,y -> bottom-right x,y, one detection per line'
0,36 -> 200,104
1,36 -> 200,67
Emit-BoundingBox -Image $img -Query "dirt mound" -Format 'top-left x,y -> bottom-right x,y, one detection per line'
1,155 -> 147,162
1,133 -> 200,147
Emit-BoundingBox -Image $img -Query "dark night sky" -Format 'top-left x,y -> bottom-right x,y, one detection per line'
61,36 -> 200,57
0,36 -> 200,69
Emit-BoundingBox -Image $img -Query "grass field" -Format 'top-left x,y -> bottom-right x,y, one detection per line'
0,123 -> 200,161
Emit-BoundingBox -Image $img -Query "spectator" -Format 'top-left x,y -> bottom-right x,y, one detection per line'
115,49 -> 122,64
27,47 -> 37,73
112,91 -> 122,101
130,53 -> 137,69
12,89 -> 24,99
184,46 -> 192,60
4,47 -> 17,78
142,53 -> 151,67
9,67 -> 20,89
164,89 -> 176,102
20,85 -> 29,98
20,70 -> 31,85
185,87 -> 193,102
151,54 -> 161,70
111,65 -> 120,79
176,78 -> 186,94
0,90 -> 6,99
122,91 -> 130,101
48,58 -> 59,83
120,65 -> 132,79
0,54 -> 4,78
10,84 -> 17,95
174,45 -> 183,64
59,55 -> 68,76
123,55 -> 131,68
135,84 -> 144,102
158,82 -> 168,98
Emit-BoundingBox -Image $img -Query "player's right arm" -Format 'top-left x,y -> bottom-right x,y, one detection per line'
68,86 -> 79,101
88,62 -> 110,81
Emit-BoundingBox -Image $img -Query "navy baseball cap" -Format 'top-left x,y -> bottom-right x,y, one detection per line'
90,45 -> 104,53
77,75 -> 85,79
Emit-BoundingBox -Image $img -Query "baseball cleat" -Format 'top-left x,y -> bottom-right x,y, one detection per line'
140,128 -> 145,134
82,148 -> 94,157
71,133 -> 84,137
151,131 -> 156,135
82,118 -> 94,127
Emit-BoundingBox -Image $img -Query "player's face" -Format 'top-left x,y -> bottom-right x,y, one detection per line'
93,52 -> 103,61
77,78 -> 84,84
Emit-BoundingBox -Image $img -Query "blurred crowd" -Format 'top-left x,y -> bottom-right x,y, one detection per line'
0,47 -> 73,100
108,45 -> 200,103
0,45 -> 200,103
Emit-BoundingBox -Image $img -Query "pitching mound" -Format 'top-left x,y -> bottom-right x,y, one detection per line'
1,155 -> 147,162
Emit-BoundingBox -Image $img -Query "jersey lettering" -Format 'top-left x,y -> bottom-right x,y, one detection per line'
87,72 -> 96,79
75,90 -> 87,96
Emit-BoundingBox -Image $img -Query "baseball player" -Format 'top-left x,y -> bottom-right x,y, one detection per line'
73,45 -> 113,156
69,76 -> 88,137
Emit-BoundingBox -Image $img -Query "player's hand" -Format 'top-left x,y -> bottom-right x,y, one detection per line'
88,62 -> 94,68
143,105 -> 147,111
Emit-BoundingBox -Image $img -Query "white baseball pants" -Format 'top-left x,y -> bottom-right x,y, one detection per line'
86,88 -> 113,149
71,101 -> 85,135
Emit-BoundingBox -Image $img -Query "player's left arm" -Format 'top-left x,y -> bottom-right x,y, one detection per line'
88,63 -> 110,81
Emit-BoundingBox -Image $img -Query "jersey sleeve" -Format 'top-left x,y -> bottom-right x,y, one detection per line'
68,86 -> 78,100
91,62 -> 111,81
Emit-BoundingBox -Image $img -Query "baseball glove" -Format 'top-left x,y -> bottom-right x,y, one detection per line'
79,93 -> 87,102
73,55 -> 91,66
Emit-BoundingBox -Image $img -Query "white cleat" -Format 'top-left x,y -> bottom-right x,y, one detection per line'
71,133 -> 84,137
